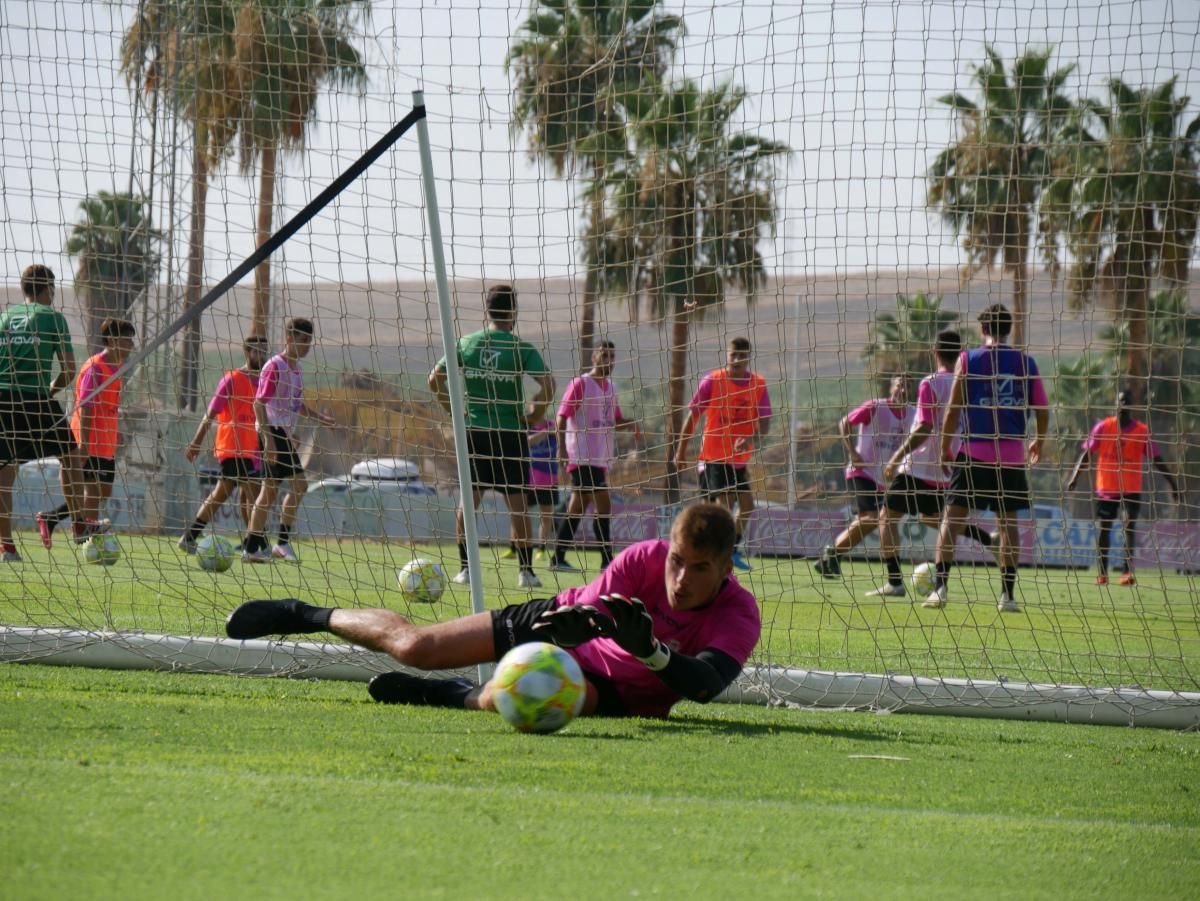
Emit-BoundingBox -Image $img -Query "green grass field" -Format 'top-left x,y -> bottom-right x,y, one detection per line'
1,532 -> 1198,898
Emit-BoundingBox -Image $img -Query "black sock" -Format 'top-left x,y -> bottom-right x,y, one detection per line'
517,544 -> 533,570
244,533 -> 268,554
594,517 -> 613,567
935,561 -> 952,589
458,543 -> 469,570
963,524 -> 992,547
186,519 -> 206,542
43,502 -> 70,532
1002,566 -> 1017,597
1097,523 -> 1112,575
292,600 -> 333,630
884,555 -> 903,586
277,524 -> 290,546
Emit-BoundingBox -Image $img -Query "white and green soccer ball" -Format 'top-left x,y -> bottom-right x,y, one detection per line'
911,562 -> 937,596
491,641 -> 586,735
196,535 -> 234,573
396,558 -> 447,604
83,533 -> 122,566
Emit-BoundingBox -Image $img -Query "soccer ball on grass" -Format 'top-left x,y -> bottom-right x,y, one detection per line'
83,533 -> 122,566
396,558 -> 447,603
196,535 -> 234,573
491,641 -> 586,734
910,562 -> 937,596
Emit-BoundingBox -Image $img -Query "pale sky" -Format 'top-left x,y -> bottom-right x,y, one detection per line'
1,0 -> 1197,297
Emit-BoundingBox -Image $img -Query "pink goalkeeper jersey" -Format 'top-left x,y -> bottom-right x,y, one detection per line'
900,370 -> 957,486
845,399 -> 913,486
555,540 -> 761,718
558,373 -> 622,470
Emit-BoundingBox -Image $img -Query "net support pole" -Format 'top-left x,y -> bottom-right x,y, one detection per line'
413,90 -> 490,683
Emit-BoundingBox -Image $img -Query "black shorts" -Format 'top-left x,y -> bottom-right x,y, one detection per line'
80,455 -> 116,485
219,456 -> 261,481
699,462 -> 749,497
264,426 -> 304,480
1096,494 -> 1142,522
467,429 -> 529,495
569,465 -> 609,491
525,486 -> 559,508
491,598 -> 627,716
0,390 -> 76,465
945,454 -> 1030,514
847,475 -> 884,514
884,473 -> 944,519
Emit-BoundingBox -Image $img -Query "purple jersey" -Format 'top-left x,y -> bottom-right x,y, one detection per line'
555,540 -> 761,718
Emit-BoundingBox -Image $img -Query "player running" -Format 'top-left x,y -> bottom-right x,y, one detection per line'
179,336 -> 270,553
925,304 -> 1048,612
1066,388 -> 1181,586
225,503 -> 760,720
814,375 -> 912,577
864,330 -> 997,597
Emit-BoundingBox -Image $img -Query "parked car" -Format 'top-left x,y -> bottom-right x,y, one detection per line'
310,457 -> 438,497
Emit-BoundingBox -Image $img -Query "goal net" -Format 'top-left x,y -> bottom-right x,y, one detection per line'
1,0 -> 1198,728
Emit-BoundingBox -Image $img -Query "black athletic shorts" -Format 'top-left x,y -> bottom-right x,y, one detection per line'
699,462 -> 749,497
219,456 -> 262,481
569,465 -> 609,491
0,390 -> 76,465
847,474 -> 884,514
525,486 -> 559,508
263,426 -> 304,480
1095,494 -> 1142,522
491,597 -> 627,716
467,428 -> 529,495
80,455 -> 116,485
884,473 -> 944,519
946,454 -> 1030,514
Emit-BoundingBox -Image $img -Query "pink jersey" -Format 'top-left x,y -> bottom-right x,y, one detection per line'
900,371 -> 957,486
257,354 -> 304,431
558,374 -> 622,470
555,540 -> 761,718
845,399 -> 913,486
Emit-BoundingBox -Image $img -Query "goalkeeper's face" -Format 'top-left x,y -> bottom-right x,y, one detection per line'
664,539 -> 733,611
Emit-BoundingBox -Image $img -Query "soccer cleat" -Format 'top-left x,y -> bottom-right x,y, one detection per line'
272,543 -> 300,564
548,558 -> 581,574
1,550 -> 21,563
517,569 -> 542,589
500,546 -> 516,560
368,671 -> 474,706
865,582 -> 907,598
226,599 -> 313,639
922,585 -> 948,609
35,512 -> 54,549
1095,574 -> 1109,586
813,547 -> 841,578
451,568 -> 471,585
241,548 -> 272,564
533,548 -> 546,562
177,536 -> 198,555
731,550 -> 752,572
1118,572 -> 1136,586
997,592 -> 1020,613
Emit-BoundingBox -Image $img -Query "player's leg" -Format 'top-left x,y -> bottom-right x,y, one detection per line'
453,487 -> 485,582
1094,497 -> 1116,584
730,471 -> 753,571
272,472 -> 307,561
993,465 -> 1030,611
181,476 -> 235,552
867,479 -> 910,595
0,463 -> 18,561
243,475 -> 280,561
551,472 -> 591,570
817,476 -> 880,577
1119,496 -> 1141,585
591,483 -> 614,569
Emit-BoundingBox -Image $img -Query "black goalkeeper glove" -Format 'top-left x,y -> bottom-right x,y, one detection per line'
531,604 -> 608,648
595,594 -> 657,659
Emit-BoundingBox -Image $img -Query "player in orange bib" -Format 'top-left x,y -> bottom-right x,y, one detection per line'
675,337 -> 771,572
1067,388 -> 1180,586
179,336 -> 270,553
37,318 -> 136,545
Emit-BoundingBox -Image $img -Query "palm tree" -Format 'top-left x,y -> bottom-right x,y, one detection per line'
121,0 -> 241,410
928,46 -> 1075,349
861,293 -> 969,382
1043,77 -> 1200,403
66,191 -> 163,353
618,79 -> 791,501
506,0 -> 683,369
233,0 -> 369,338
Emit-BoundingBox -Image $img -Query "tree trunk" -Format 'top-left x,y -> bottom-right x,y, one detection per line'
1124,211 -> 1154,404
577,160 -> 605,371
179,139 -> 208,413
1009,224 -> 1030,350
663,296 -> 690,507
251,141 -> 277,339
